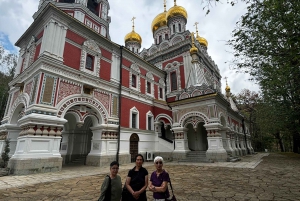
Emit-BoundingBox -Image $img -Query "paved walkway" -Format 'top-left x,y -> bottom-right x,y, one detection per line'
1,152 -> 300,200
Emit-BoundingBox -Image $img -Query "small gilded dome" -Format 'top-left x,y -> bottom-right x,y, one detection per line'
196,35 -> 208,47
124,30 -> 142,45
190,45 -> 198,55
151,11 -> 167,33
225,84 -> 231,92
166,5 -> 188,21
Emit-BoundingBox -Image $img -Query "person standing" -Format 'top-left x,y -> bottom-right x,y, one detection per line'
125,154 -> 148,201
98,161 -> 122,201
148,156 -> 170,201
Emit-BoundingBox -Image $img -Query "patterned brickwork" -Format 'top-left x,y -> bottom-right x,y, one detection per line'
57,80 -> 81,104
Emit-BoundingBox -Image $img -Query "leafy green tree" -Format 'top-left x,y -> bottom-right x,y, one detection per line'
229,0 -> 300,152
1,138 -> 10,168
0,44 -> 17,120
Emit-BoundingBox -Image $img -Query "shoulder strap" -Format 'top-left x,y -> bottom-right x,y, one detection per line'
168,178 -> 175,195
104,175 -> 111,201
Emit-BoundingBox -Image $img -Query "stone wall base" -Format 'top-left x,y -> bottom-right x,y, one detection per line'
86,154 -> 131,167
8,157 -> 62,175
206,150 -> 228,162
171,152 -> 188,161
152,152 -> 174,162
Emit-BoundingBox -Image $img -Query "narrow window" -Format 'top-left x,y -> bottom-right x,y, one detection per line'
148,116 -> 152,130
132,113 -> 137,128
171,72 -> 177,91
147,82 -> 151,93
173,24 -> 176,33
165,34 -> 169,40
85,55 -> 94,70
159,87 -> 163,98
132,74 -> 137,88
179,24 -> 181,32
159,35 -> 162,43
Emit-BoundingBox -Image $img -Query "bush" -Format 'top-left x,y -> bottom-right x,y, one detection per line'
1,138 -> 10,168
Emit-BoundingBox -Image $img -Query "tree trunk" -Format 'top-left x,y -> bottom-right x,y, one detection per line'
275,132 -> 285,152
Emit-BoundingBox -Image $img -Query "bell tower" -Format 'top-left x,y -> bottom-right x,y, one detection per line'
37,0 -> 111,39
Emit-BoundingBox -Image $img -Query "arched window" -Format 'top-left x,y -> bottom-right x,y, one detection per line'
179,24 -> 181,32
159,35 -> 162,43
173,24 -> 176,33
165,34 -> 169,40
132,74 -> 137,88
171,71 -> 177,91
85,55 -> 94,70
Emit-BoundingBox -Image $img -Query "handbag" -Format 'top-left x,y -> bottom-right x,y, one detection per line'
121,182 -> 129,201
165,178 -> 177,201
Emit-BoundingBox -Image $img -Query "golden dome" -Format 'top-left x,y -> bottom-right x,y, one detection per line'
124,30 -> 142,45
190,45 -> 198,55
166,5 -> 188,21
196,34 -> 208,47
151,11 -> 167,33
225,84 -> 231,92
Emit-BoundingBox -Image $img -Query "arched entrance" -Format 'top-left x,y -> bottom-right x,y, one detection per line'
185,117 -> 208,151
60,105 -> 100,165
130,133 -> 139,162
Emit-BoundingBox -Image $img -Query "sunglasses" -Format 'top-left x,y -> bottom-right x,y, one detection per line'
155,161 -> 163,165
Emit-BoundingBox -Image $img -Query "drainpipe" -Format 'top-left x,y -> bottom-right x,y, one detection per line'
116,46 -> 123,162
164,72 -> 175,150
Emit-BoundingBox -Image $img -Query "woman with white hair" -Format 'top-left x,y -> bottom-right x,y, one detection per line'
148,156 -> 170,201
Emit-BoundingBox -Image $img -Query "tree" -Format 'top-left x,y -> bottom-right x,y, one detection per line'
1,138 -> 10,168
0,44 -> 17,120
229,0 -> 300,152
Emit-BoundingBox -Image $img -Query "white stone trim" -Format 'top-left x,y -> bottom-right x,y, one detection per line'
146,111 -> 154,131
130,107 -> 139,129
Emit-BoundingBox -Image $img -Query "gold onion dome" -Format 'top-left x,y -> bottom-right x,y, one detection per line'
125,17 -> 142,45
166,1 -> 188,21
225,84 -> 231,92
124,31 -> 142,45
190,45 -> 198,55
196,34 -> 208,47
151,12 -> 167,33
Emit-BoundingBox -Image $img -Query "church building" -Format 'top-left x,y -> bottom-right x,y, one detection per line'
0,0 -> 254,175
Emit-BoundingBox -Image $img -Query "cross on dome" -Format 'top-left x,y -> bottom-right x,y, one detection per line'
131,16 -> 136,31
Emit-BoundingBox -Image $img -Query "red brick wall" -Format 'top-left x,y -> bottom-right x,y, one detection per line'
122,58 -> 131,68
120,97 -> 153,129
154,107 -> 172,119
162,56 -> 183,69
154,84 -> 158,99
140,77 -> 145,94
180,65 -> 186,89
63,42 -> 81,70
167,97 -> 176,102
36,30 -> 44,40
122,68 -> 129,87
100,59 -> 111,81
66,30 -> 86,45
100,47 -> 112,60
34,43 -> 41,61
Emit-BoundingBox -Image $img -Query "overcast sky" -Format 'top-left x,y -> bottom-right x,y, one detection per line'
0,0 -> 260,94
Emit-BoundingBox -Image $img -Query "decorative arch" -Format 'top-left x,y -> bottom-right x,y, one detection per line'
149,46 -> 158,55
183,116 -> 206,128
146,72 -> 154,81
179,111 -> 209,126
130,63 -> 141,74
8,93 -> 30,124
155,114 -> 173,125
159,41 -> 170,51
192,90 -> 202,97
179,92 -> 189,100
171,35 -> 184,45
56,95 -> 108,124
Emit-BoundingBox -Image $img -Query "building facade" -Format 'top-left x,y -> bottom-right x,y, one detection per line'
0,0 -> 254,175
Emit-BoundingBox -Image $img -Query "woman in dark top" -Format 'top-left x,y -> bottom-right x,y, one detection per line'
148,156 -> 170,201
98,161 -> 122,201
125,154 -> 148,201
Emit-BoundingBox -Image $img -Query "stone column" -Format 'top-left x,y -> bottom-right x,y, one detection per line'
230,132 -> 238,157
86,123 -> 119,167
172,127 -> 189,160
247,136 -> 254,154
236,134 -> 242,156
239,133 -> 247,155
204,123 -> 228,162
224,131 -> 234,157
60,131 -> 69,164
9,114 -> 67,175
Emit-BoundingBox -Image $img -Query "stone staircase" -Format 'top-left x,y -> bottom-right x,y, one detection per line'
70,155 -> 87,165
178,151 -> 209,163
